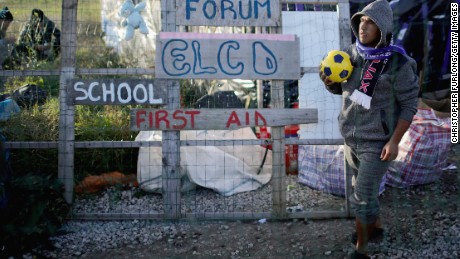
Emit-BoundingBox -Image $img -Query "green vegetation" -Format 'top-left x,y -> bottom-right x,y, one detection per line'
0,0 -> 137,178
0,1 -> 235,180
0,0 -> 223,253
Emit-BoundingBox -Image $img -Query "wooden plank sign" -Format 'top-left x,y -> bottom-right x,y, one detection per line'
176,0 -> 281,26
155,32 -> 300,80
67,79 -> 168,105
130,108 -> 318,130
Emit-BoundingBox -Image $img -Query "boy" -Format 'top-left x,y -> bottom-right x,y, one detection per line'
319,0 -> 419,258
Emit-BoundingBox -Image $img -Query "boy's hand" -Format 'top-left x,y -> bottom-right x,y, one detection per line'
319,68 -> 334,86
380,141 -> 398,161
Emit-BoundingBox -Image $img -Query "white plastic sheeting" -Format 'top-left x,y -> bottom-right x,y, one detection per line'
282,11 -> 342,140
136,128 -> 272,196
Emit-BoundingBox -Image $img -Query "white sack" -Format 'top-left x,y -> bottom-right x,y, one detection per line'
136,128 -> 272,196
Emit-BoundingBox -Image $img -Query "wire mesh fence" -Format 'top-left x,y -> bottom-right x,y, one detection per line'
1,0 -> 352,221
1,2 -> 458,259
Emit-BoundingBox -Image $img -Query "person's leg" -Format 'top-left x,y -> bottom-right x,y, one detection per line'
349,151 -> 389,256
344,145 -> 369,255
354,217 -> 377,254
2,43 -> 32,70
375,216 -> 382,229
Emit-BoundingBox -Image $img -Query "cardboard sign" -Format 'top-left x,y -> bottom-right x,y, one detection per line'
155,32 -> 300,80
67,79 -> 169,105
130,108 -> 317,130
176,0 -> 281,26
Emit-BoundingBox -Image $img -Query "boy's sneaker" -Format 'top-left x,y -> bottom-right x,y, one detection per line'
351,228 -> 384,245
349,250 -> 371,259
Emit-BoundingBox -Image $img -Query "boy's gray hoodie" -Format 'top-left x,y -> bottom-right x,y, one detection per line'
325,0 -> 419,151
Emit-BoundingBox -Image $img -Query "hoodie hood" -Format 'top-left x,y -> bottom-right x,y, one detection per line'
351,0 -> 393,48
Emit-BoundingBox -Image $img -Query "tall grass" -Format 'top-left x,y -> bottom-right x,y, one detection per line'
0,1 -> 140,178
0,1 -> 223,181
2,0 -> 101,24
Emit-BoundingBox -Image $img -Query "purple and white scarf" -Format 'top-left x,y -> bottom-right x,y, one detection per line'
349,41 -> 407,109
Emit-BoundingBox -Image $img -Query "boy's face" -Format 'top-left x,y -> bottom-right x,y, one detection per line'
358,16 -> 380,47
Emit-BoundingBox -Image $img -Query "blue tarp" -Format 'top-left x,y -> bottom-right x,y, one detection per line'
0,99 -> 20,122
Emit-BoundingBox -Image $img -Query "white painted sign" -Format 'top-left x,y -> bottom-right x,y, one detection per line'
176,0 -> 281,26
67,79 -> 169,105
155,32 -> 300,80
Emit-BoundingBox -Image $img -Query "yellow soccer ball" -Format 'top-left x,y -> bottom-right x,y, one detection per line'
320,50 -> 353,83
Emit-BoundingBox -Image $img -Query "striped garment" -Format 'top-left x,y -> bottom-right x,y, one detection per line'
384,108 -> 452,188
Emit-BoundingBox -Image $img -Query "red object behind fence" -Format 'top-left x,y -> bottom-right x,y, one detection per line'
256,123 -> 299,175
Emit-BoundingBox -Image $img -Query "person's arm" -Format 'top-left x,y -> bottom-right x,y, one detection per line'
52,25 -> 60,54
35,43 -> 50,51
35,20 -> 58,52
17,23 -> 30,44
381,56 -> 419,161
380,119 -> 411,161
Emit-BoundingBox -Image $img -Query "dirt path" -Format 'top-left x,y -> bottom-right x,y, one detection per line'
75,167 -> 459,259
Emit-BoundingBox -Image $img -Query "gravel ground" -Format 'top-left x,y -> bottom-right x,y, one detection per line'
21,145 -> 460,259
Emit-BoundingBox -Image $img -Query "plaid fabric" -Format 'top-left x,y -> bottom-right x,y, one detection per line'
298,145 -> 347,196
298,145 -> 386,196
384,108 -> 452,188
298,109 -> 451,195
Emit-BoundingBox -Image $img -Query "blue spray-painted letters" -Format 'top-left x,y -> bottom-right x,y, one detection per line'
192,41 -> 218,75
254,0 -> 270,19
218,41 -> 244,75
162,39 -> 191,76
253,42 -> 277,75
186,0 -> 200,19
161,39 -> 278,77
185,0 -> 271,21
